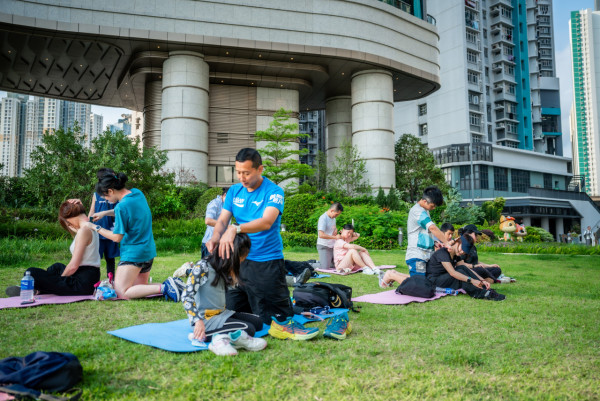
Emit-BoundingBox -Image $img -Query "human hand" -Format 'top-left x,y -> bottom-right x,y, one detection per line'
192,320 -> 206,341
90,212 -> 104,222
218,226 -> 237,259
206,238 -> 218,254
67,199 -> 83,206
481,280 -> 491,290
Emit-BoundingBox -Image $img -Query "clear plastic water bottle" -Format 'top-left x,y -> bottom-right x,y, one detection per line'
20,271 -> 35,303
435,287 -> 456,295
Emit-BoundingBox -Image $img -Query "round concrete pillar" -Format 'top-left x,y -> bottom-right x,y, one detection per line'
325,96 -> 352,171
351,69 -> 395,191
142,80 -> 162,148
161,51 -> 209,183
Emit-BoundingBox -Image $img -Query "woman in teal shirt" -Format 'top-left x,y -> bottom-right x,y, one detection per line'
85,171 -> 183,301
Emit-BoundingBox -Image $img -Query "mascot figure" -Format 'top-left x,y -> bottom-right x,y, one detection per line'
499,215 -> 527,242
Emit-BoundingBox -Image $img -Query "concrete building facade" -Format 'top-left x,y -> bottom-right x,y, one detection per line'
0,0 -> 441,188
394,0 -> 600,239
570,8 -> 600,198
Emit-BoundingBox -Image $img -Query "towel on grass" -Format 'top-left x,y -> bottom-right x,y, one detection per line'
352,289 -> 464,305
108,319 -> 270,352
315,265 -> 397,275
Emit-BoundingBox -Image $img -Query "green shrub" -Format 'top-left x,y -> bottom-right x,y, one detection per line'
281,194 -> 321,233
281,232 -> 317,248
477,242 -> 600,255
178,184 -> 209,214
0,220 -> 68,239
193,187 -> 224,219
1,207 -> 58,223
153,218 -> 206,238
523,226 -> 555,242
150,186 -> 185,219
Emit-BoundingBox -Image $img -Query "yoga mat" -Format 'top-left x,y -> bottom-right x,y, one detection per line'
315,265 -> 397,275
108,319 -> 270,352
0,294 -> 94,310
292,308 -> 349,325
352,289 -> 464,305
0,293 -> 163,310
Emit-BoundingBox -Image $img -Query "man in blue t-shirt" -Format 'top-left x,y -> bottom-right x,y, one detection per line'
207,148 -> 292,326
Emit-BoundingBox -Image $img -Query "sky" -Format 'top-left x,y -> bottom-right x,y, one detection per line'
1,0 -> 597,153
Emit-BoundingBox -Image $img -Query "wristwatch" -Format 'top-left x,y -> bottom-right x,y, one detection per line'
233,224 -> 242,234
94,225 -> 101,232
466,277 -> 472,284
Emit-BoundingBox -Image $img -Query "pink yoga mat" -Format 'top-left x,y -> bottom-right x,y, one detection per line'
315,265 -> 397,275
0,294 -> 95,310
352,289 -> 464,305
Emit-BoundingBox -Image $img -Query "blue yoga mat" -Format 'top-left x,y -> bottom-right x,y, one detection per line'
292,308 -> 349,325
108,319 -> 269,352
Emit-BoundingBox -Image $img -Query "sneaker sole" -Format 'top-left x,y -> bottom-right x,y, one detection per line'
232,342 -> 267,352
323,331 -> 346,340
268,327 -> 319,341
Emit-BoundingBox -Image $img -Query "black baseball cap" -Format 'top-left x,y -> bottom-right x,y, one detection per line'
463,224 -> 482,235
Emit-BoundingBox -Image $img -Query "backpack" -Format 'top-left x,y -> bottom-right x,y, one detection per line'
0,351 -> 83,401
293,282 -> 359,312
395,276 -> 435,298
284,260 -> 315,276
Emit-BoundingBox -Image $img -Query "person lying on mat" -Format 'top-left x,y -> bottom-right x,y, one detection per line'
425,237 -> 506,301
5,199 -> 101,297
333,224 -> 380,275
182,233 -> 267,356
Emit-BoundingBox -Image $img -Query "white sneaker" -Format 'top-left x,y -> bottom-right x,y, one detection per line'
173,262 -> 193,278
378,271 -> 391,288
372,267 -> 381,275
229,330 -> 267,352
208,334 -> 238,356
362,267 -> 375,275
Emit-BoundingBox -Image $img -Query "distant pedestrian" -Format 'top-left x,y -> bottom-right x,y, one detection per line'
583,226 -> 592,246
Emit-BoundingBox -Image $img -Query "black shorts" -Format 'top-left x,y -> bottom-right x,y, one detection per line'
118,259 -> 153,273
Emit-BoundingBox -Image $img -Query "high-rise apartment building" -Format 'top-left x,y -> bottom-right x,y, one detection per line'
89,113 -> 104,147
570,8 -> 600,197
395,0 -> 599,238
0,94 -> 26,176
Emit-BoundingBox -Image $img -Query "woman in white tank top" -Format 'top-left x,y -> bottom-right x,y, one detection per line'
4,199 -> 101,297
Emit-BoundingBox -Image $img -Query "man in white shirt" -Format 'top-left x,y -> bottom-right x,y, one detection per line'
316,202 -> 344,270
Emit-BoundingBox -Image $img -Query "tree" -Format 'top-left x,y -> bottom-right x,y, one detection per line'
254,108 -> 314,192
481,197 -> 505,225
441,188 -> 485,225
395,134 -> 449,203
327,140 -> 371,197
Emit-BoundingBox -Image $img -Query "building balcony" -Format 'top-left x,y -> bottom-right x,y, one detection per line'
496,131 -> 519,141
491,13 -> 514,28
465,0 -> 479,11
492,52 -> 515,64
467,60 -> 482,71
466,19 -> 480,30
490,31 -> 513,45
470,123 -> 484,133
493,69 -> 516,84
468,81 -> 483,93
496,111 -> 519,123
469,102 -> 482,112
490,0 -> 514,8
466,40 -> 482,52
494,90 -> 517,103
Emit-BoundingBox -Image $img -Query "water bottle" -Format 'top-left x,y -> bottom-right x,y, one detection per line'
435,287 -> 456,295
20,271 -> 35,303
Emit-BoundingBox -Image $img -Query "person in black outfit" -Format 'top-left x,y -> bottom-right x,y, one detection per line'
426,237 -> 505,301
456,225 -> 502,283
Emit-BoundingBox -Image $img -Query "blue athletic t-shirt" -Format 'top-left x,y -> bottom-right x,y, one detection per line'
113,188 -> 157,263
223,177 -> 284,262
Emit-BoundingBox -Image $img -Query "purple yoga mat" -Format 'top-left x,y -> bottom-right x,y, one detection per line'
315,265 -> 397,275
0,294 -> 95,309
352,289 -> 464,305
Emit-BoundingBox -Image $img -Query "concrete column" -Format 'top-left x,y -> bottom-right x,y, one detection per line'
325,96 -> 352,171
522,216 -> 531,227
161,51 -> 209,183
142,80 -> 162,148
555,218 -> 564,242
351,70 -> 395,191
541,217 -> 550,232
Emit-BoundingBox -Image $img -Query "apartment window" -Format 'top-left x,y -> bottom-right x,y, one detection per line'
511,169 -> 530,193
216,133 -> 229,144
466,31 -> 478,43
503,46 -> 513,56
543,173 -> 553,189
470,113 -> 481,126
494,167 -> 508,191
507,65 -> 515,76
418,104 -> 427,116
479,165 -> 489,189
468,71 -> 479,84
419,123 -> 428,136
460,166 -> 472,190
507,122 -> 518,134
507,84 -> 516,94
467,50 -> 478,63
501,6 -> 512,18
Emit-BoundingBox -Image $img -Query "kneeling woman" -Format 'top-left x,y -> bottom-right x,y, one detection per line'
182,233 -> 266,356
6,200 -> 100,296
426,238 -> 506,301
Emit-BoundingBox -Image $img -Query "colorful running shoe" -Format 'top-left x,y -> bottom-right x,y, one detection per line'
323,312 -> 351,340
268,316 -> 319,340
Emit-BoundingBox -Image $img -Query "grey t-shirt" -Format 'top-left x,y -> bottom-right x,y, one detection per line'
317,212 -> 336,248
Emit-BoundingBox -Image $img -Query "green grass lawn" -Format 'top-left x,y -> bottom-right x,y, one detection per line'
1,249 -> 599,400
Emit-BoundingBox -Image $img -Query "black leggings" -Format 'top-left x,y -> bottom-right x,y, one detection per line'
26,263 -> 100,296
204,312 -> 263,341
428,266 -> 487,299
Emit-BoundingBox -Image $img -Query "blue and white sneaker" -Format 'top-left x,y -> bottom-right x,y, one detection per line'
323,312 -> 351,340
162,277 -> 184,302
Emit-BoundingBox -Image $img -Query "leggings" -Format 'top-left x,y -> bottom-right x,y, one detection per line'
26,263 -> 100,296
204,312 -> 263,341
427,266 -> 488,299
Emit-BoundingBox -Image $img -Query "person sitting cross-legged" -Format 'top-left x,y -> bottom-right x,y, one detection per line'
333,224 -> 379,275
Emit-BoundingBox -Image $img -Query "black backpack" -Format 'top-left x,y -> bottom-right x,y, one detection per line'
395,275 -> 435,298
293,282 -> 358,312
0,351 -> 83,400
